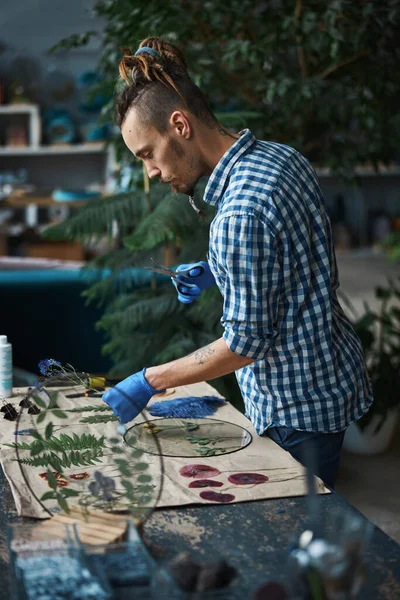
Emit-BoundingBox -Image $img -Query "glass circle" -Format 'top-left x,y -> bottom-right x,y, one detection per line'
124,417 -> 252,458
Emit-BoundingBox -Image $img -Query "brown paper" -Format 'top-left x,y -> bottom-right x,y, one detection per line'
0,383 -> 329,519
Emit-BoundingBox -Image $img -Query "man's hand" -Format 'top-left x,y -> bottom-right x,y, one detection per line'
102,368 -> 165,423
172,261 -> 216,304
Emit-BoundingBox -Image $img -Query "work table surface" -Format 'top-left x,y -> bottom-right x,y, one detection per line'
1,463 -> 400,599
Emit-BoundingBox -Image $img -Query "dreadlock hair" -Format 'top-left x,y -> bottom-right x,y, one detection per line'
115,37 -> 218,133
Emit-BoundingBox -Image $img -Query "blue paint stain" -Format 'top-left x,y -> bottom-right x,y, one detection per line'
13,429 -> 34,436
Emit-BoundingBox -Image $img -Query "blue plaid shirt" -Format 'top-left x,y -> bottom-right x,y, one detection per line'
204,129 -> 373,434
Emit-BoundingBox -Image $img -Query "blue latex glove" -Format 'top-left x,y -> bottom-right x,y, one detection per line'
102,368 -> 165,423
172,261 -> 216,304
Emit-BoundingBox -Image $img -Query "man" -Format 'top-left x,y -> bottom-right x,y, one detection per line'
103,37 -> 373,488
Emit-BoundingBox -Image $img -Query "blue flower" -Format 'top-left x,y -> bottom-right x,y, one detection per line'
38,359 -> 62,376
88,471 -> 116,502
31,379 -> 45,391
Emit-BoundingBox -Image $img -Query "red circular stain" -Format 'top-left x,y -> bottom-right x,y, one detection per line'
38,471 -> 61,481
69,472 -> 90,481
227,473 -> 269,485
179,464 -> 221,479
56,479 -> 69,487
200,491 -> 235,503
188,479 -> 223,488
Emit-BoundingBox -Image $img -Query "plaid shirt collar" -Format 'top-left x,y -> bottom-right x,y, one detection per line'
204,129 -> 256,207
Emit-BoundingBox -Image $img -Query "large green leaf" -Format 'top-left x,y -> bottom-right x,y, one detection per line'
42,191 -> 148,242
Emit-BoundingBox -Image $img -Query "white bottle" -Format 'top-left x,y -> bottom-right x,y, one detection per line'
0,335 -> 13,398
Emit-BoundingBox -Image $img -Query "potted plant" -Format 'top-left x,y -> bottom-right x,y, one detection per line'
342,277 -> 400,455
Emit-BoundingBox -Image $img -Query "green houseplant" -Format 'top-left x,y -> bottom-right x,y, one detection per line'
342,277 -> 400,454
44,1 -> 400,407
50,0 -> 400,178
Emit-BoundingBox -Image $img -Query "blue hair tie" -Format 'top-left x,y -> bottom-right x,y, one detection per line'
134,47 -> 161,59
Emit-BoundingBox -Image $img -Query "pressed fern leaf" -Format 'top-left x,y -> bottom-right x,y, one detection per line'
8,433 -> 105,453
79,415 -> 119,424
2,441 -> 32,450
66,405 -> 112,413
19,448 -> 104,471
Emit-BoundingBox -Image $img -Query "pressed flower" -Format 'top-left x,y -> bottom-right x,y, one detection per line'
38,359 -> 62,377
88,471 -> 116,502
228,473 -> 269,485
200,491 -> 235,503
188,479 -> 223,488
179,464 -> 221,479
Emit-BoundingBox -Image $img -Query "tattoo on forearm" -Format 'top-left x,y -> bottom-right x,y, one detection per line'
193,345 -> 215,365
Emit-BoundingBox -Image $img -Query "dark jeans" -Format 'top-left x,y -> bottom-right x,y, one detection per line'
266,426 -> 345,489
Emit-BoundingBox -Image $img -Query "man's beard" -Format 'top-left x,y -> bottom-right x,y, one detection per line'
171,178 -> 201,195
166,137 -> 204,195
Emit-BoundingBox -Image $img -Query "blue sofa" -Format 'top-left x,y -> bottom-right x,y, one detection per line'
0,260 -> 157,377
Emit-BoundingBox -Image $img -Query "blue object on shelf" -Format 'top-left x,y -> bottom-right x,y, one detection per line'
52,189 -> 101,202
77,71 -> 110,113
44,111 -> 76,144
81,120 -> 110,143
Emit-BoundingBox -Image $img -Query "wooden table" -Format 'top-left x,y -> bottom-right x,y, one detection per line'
1,456 -> 400,598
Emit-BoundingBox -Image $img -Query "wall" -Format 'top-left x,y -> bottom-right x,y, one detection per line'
0,0 -> 104,113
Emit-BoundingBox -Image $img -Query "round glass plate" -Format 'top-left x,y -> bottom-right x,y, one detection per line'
124,417 -> 252,458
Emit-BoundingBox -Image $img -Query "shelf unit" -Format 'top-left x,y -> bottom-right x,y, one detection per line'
0,103 -> 114,183
0,104 -> 115,260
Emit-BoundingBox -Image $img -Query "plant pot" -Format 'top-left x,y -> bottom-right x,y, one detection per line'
343,409 -> 399,455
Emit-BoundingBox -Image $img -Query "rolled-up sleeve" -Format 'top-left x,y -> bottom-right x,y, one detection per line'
213,213 -> 282,359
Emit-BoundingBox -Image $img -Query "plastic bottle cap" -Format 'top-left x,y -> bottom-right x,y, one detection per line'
0,335 -> 8,345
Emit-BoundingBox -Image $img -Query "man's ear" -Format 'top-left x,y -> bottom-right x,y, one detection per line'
170,110 -> 191,139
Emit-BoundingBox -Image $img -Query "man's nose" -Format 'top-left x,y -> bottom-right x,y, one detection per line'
147,164 -> 161,179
